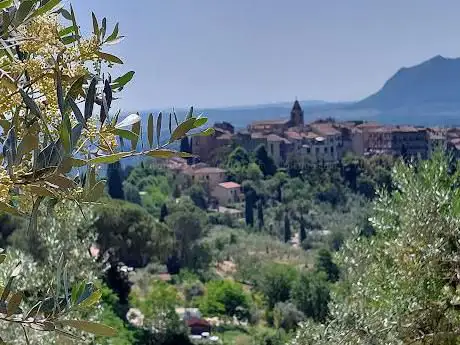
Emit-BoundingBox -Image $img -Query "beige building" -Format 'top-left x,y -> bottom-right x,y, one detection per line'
211,181 -> 242,206
391,126 -> 429,159
191,123 -> 234,162
367,126 -> 393,154
183,166 -> 226,189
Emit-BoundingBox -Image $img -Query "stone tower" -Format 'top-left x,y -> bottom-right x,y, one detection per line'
290,100 -> 304,127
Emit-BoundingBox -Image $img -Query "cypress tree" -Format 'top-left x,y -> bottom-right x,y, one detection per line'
159,203 -> 169,222
172,184 -> 181,199
107,162 -> 124,200
257,200 -> 264,230
284,213 -> 291,243
255,144 -> 277,176
299,216 -> 307,243
180,137 -> 191,153
245,190 -> 255,227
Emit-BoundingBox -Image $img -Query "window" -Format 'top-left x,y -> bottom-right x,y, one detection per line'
307,147 -> 311,154
324,147 -> 328,153
206,175 -> 209,180
270,144 -> 274,155
315,147 -> 319,154
331,146 -> 334,153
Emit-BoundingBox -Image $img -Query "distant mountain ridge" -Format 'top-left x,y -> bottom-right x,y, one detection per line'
134,55 -> 460,129
354,55 -> 460,109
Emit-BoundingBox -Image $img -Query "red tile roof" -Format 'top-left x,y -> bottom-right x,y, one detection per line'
251,118 -> 290,125
311,123 -> 341,136
186,317 -> 211,327
267,134 -> 290,143
194,167 -> 226,174
285,131 -> 303,140
218,182 -> 241,189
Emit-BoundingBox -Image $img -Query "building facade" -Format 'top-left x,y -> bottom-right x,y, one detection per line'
211,182 -> 242,206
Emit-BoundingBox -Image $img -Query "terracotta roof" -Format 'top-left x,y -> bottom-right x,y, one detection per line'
218,182 -> 241,189
303,131 -> 319,139
311,123 -> 341,136
266,134 -> 284,142
251,118 -> 290,126
392,125 -> 419,133
356,122 -> 382,129
368,126 -> 394,133
285,131 -> 303,140
193,167 -> 226,174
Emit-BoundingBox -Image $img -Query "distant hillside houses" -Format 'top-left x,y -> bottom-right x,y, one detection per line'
191,100 -> 454,166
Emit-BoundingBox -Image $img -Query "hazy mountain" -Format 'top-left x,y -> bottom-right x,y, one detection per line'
303,55 -> 460,126
355,55 -> 460,109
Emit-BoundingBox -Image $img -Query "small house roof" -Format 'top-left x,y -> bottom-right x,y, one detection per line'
186,317 -> 211,327
218,182 -> 241,189
194,167 -> 226,174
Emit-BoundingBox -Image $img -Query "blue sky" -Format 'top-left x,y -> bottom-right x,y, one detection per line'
72,0 -> 460,110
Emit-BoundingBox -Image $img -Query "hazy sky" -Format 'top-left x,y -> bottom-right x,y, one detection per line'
72,0 -> 460,110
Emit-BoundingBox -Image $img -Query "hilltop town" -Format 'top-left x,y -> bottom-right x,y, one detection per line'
152,100 -> 460,213
191,100 -> 457,167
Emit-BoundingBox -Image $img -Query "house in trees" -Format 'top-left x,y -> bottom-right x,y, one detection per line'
183,166 -> 226,189
191,122 -> 234,162
211,181 -> 242,206
186,317 -> 212,336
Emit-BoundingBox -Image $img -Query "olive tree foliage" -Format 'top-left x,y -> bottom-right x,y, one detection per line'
292,152 -> 460,345
0,0 -> 210,342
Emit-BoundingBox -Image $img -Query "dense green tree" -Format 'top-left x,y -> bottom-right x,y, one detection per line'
247,162 -> 264,181
273,302 -> 305,331
226,146 -> 253,182
165,204 -> 207,269
187,184 -> 208,210
107,162 -> 125,200
315,248 -> 339,282
123,182 -> 142,205
92,199 -> 173,267
257,263 -> 297,309
284,213 -> 291,243
341,154 -> 363,191
228,146 -> 251,167
130,280 -> 189,345
255,144 -> 277,176
291,272 -> 330,322
293,153 -> 460,345
199,280 -> 250,319
356,175 -> 375,198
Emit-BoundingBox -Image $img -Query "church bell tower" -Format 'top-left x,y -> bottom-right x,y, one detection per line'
290,100 -> 304,127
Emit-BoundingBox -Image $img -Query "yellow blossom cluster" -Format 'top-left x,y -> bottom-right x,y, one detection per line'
19,14 -> 64,56
0,4 -> 133,217
0,167 -> 12,204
